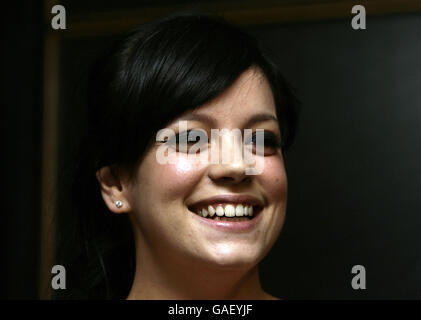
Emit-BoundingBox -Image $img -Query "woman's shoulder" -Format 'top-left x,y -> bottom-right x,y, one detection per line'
261,291 -> 281,300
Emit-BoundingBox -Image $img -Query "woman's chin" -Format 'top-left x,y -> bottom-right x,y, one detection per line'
197,248 -> 262,270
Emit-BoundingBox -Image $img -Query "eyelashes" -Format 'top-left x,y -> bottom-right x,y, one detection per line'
244,131 -> 281,148
244,131 -> 282,156
164,129 -> 208,146
159,129 -> 281,155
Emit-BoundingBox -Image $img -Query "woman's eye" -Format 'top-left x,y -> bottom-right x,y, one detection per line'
166,129 -> 209,152
245,131 -> 281,155
159,129 -> 280,155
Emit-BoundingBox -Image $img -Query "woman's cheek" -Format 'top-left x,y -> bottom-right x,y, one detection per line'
147,154 -> 205,199
132,154 -> 204,225
262,156 -> 288,200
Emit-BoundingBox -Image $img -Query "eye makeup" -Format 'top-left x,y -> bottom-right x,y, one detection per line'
244,131 -> 282,156
159,128 -> 281,155
161,129 -> 209,153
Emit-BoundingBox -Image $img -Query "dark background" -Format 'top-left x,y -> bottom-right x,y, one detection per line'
2,0 -> 420,299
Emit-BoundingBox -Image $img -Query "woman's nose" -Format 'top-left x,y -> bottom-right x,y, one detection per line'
206,129 -> 250,184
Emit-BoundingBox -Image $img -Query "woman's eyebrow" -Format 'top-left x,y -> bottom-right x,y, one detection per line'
177,112 -> 278,127
178,113 -> 216,126
244,113 -> 279,127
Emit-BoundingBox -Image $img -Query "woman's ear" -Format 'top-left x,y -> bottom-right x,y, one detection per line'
96,165 -> 132,214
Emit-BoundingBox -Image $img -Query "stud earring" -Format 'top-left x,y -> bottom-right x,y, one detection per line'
115,200 -> 123,208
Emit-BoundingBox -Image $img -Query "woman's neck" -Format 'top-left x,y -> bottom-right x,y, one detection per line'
126,244 -> 271,300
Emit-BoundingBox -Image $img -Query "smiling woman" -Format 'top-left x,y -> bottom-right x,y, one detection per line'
54,11 -> 299,300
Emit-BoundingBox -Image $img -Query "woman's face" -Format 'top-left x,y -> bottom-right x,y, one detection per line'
126,67 -> 287,269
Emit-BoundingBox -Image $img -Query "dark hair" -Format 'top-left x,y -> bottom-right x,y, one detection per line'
54,11 -> 300,299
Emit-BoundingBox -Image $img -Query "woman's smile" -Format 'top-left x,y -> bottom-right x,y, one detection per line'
187,194 -> 265,231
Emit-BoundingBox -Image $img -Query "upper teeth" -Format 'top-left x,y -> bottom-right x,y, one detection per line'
197,204 -> 254,218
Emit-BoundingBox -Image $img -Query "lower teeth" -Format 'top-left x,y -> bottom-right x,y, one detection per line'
208,216 -> 251,221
